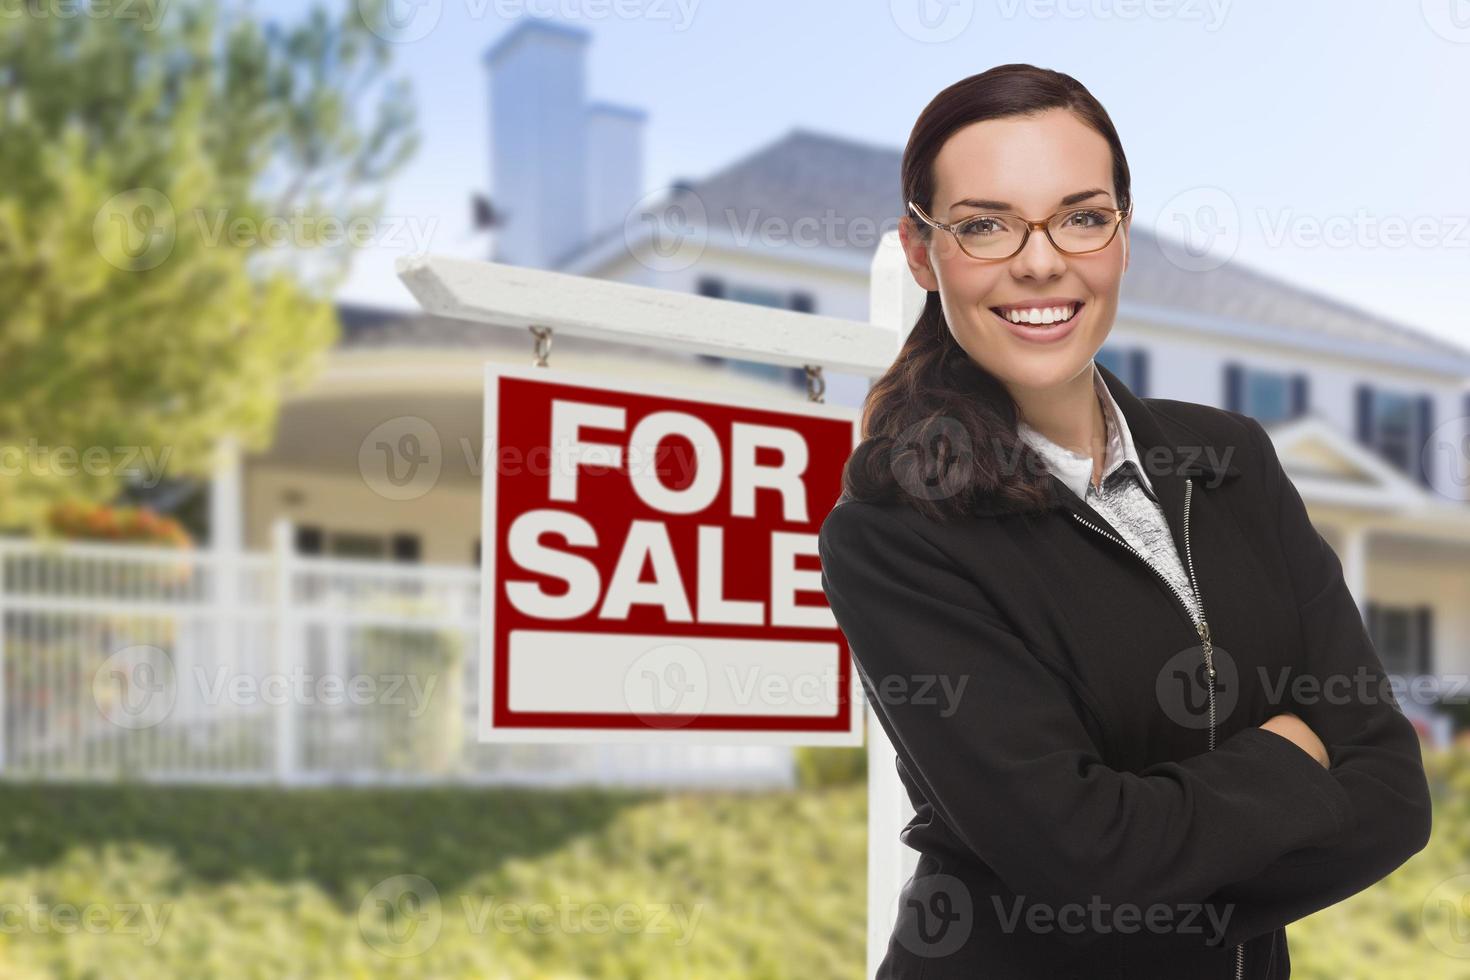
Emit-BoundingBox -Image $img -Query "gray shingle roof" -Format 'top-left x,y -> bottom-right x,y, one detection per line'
398,126 -> 1470,370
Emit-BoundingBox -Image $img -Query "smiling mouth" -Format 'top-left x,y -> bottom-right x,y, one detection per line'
989,301 -> 1085,327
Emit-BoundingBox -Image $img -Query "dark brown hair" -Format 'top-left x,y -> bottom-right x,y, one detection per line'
842,64 -> 1133,523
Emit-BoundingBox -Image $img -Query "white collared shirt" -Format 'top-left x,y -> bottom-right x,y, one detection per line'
1017,362 -> 1199,623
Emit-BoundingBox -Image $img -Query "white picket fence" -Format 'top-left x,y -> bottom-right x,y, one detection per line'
0,522 -> 795,788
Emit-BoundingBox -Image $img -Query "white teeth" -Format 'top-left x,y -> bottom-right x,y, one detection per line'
1001,304 -> 1076,325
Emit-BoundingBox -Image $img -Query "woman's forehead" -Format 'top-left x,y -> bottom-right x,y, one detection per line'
931,114 -> 1114,213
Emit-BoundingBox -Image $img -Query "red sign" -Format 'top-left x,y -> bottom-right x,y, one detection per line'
479,363 -> 862,745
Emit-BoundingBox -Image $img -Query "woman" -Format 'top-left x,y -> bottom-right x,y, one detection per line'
817,65 -> 1432,980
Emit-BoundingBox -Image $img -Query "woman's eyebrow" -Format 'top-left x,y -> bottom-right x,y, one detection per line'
948,188 -> 1110,211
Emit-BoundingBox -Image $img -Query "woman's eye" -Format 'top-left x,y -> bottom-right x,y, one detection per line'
957,217 -> 1001,236
1065,209 -> 1107,226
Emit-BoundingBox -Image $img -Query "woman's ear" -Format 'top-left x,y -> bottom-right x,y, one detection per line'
898,215 -> 940,292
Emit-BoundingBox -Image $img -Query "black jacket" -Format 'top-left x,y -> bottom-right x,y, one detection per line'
817,363 -> 1433,980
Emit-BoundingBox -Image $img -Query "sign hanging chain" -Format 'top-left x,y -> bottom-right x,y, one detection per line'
804,364 -> 825,403
530,325 -> 553,367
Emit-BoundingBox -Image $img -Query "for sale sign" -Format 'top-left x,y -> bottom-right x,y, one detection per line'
479,363 -> 862,745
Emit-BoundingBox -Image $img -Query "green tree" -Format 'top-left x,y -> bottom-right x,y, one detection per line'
0,0 -> 418,533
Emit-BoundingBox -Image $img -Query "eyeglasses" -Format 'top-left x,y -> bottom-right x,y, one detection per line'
907,199 -> 1131,260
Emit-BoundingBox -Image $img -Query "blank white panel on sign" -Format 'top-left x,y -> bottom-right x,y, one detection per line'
508,630 -> 842,718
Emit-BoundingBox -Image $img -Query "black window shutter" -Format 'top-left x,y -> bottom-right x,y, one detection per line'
391,533 -> 421,563
1416,395 -> 1434,488
1290,374 -> 1309,418
1129,349 -> 1149,398
295,525 -> 323,555
1224,363 -> 1243,413
1355,384 -> 1374,445
1365,600 -> 1380,638
1415,606 -> 1433,675
696,277 -> 725,299
788,291 -> 815,313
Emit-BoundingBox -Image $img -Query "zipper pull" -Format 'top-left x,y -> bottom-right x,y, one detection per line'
1198,618 -> 1216,679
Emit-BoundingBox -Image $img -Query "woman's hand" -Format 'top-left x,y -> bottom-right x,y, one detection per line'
1259,712 -> 1330,768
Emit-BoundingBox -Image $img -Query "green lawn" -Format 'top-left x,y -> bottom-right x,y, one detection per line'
0,780 -> 867,979
0,745 -> 1460,979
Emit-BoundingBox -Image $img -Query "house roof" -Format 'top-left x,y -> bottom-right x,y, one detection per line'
555,127 -> 1470,372
348,126 -> 1466,372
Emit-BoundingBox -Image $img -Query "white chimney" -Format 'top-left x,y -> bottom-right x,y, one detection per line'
482,20 -> 590,268
585,102 -> 646,246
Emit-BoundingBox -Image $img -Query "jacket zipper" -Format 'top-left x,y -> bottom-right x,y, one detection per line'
1067,479 -> 1247,980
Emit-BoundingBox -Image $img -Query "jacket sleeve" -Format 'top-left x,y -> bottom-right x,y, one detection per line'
818,496 -> 1354,949
1182,414 -> 1434,949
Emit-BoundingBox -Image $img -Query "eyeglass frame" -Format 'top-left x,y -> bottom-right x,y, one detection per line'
906,199 -> 1132,260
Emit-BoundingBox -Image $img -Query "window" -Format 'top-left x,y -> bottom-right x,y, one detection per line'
1366,603 -> 1433,676
292,529 -> 421,562
727,284 -> 787,308
1223,364 -> 1308,423
1356,385 -> 1434,485
1095,346 -> 1148,397
295,525 -> 324,555
391,534 -> 421,563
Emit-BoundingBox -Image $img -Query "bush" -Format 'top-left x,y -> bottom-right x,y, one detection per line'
793,744 -> 867,788
0,780 -> 867,979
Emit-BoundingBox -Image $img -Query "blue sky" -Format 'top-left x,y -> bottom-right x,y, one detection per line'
249,0 -> 1470,352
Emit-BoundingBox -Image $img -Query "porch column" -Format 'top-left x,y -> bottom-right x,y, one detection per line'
210,435 -> 243,732
1339,524 -> 1368,620
210,434 -> 243,555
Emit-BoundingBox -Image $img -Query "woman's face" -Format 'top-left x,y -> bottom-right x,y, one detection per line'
899,108 -> 1130,397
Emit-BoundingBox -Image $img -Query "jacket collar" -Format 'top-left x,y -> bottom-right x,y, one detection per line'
971,360 -> 1242,525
